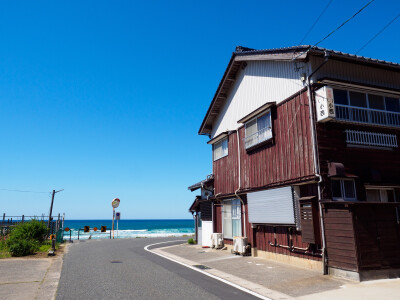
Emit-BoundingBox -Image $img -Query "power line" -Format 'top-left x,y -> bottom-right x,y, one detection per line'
0,188 -> 50,194
298,0 -> 334,45
293,0 -> 376,60
356,13 -> 400,55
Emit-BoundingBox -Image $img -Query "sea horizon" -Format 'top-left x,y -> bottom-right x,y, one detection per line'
63,219 -> 195,240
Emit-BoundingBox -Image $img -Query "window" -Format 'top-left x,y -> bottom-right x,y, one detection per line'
333,88 -> 400,127
244,111 -> 272,149
385,97 -> 400,112
366,188 -> 395,202
222,199 -> 241,239
213,137 -> 228,161
333,89 -> 348,105
331,179 -> 356,201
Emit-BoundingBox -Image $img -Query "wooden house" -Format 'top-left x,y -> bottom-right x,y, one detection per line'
193,45 -> 400,280
188,175 -> 214,247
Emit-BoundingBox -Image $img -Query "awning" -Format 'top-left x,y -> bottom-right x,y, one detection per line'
328,162 -> 358,178
237,102 -> 275,124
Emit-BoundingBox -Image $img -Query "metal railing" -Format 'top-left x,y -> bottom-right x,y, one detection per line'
345,130 -> 398,148
335,105 -> 400,128
1,213 -> 64,239
244,127 -> 272,149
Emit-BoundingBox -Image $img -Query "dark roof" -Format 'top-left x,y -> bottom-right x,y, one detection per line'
198,45 -> 400,135
188,174 -> 214,191
235,45 -> 400,67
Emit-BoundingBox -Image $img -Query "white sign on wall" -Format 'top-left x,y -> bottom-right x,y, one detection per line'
316,86 -> 335,122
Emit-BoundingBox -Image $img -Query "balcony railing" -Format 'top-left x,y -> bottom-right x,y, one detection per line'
244,127 -> 272,149
345,130 -> 398,148
335,105 -> 400,128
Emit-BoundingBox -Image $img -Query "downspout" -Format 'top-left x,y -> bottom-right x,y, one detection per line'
306,51 -> 329,274
213,192 -> 222,233
234,129 -> 247,238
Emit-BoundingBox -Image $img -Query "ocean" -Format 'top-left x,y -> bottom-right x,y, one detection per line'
63,219 -> 195,240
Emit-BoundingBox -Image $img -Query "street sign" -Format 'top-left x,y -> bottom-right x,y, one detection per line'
116,212 -> 121,220
112,198 -> 120,208
65,227 -> 70,232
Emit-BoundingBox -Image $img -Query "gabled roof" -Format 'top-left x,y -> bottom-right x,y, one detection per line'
198,45 -> 400,136
187,174 -> 214,192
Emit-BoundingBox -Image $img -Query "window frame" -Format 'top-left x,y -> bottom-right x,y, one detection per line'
213,137 -> 228,161
331,178 -> 357,201
222,199 -> 242,239
244,110 -> 272,149
333,88 -> 400,113
365,187 -> 396,203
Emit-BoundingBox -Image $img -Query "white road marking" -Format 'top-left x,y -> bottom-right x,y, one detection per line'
144,241 -> 272,300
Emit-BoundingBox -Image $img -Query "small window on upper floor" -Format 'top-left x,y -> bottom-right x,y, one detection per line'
366,188 -> 395,203
331,178 -> 357,201
244,110 -> 272,149
213,137 -> 228,161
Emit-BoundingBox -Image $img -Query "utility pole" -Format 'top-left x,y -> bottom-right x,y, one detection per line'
48,189 -> 64,229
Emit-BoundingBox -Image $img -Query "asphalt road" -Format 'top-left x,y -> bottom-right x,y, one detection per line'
57,237 -> 260,300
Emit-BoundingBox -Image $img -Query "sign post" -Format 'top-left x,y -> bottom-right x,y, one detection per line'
116,212 -> 120,238
111,198 -> 120,239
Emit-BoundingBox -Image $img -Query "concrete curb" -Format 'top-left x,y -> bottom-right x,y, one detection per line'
149,243 -> 293,300
35,243 -> 70,300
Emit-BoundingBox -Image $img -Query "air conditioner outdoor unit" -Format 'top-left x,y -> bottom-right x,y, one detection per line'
233,236 -> 250,256
211,233 -> 223,249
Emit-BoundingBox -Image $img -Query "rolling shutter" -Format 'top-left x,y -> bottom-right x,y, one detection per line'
247,186 -> 295,224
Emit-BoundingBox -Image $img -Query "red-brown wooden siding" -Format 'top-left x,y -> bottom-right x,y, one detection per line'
323,202 -> 400,272
317,122 -> 400,200
213,91 -> 315,195
214,197 -> 321,261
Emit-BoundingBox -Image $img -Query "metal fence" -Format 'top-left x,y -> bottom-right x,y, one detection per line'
1,213 -> 64,241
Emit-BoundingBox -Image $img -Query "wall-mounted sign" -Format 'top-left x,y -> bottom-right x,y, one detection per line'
316,86 -> 335,123
112,198 -> 120,208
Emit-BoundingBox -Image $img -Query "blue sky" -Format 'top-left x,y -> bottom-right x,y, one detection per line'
1,0 -> 399,219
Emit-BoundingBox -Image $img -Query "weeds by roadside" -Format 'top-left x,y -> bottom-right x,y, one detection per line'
0,220 -> 60,258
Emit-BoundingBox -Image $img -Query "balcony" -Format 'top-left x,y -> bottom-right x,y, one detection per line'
244,127 -> 272,149
335,105 -> 400,128
345,130 -> 398,148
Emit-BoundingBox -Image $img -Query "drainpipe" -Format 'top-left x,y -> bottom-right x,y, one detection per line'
213,192 -> 222,233
306,51 -> 329,275
235,129 -> 247,238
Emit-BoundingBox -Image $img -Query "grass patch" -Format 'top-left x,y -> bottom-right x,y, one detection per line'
0,238 -> 10,258
38,241 -> 60,253
0,250 -> 11,258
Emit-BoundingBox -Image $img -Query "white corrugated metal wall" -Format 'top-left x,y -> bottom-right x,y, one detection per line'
211,60 -> 306,138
